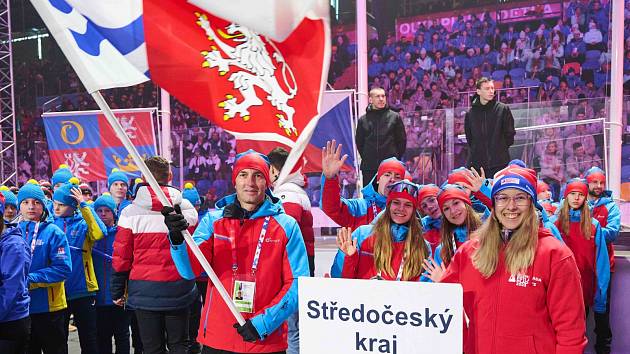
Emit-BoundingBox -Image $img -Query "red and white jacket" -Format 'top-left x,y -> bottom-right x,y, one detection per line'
112,185 -> 198,311
273,171 -> 314,258
442,227 -> 587,354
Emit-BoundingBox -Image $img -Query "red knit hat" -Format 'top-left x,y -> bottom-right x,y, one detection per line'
418,184 -> 440,204
536,180 -> 550,195
564,178 -> 588,198
231,150 -> 271,187
437,184 -> 471,210
447,167 -> 471,185
377,157 -> 406,181
387,180 -> 420,209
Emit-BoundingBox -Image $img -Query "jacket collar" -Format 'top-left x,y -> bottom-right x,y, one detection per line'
216,192 -> 282,219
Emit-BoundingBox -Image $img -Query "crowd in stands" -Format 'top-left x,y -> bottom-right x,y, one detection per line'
8,0 -> 629,206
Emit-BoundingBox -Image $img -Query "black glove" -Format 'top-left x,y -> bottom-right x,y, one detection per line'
161,205 -> 188,245
233,320 -> 260,342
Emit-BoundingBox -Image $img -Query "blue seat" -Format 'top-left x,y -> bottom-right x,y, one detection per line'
482,71 -> 492,79
509,67 -> 525,80
594,72 -> 609,88
585,50 -> 601,61
492,69 -> 507,81
582,59 -> 600,71
523,78 -> 541,87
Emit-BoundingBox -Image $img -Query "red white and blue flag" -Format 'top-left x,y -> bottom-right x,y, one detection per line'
32,0 -> 330,169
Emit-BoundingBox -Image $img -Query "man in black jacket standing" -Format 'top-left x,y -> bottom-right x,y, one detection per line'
355,87 -> 407,183
464,77 -> 516,177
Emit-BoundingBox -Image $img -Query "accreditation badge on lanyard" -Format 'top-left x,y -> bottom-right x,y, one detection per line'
372,254 -> 406,281
29,222 -> 41,255
231,216 -> 271,313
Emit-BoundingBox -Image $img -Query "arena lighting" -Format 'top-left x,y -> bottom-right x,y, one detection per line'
1,31 -> 49,59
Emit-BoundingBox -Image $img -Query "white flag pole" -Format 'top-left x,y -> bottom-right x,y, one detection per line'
91,91 -> 246,325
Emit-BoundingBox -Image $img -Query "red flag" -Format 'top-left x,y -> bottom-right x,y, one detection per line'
144,0 -> 329,146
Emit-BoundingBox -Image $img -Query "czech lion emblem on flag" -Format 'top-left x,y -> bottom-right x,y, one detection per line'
144,0 -> 329,143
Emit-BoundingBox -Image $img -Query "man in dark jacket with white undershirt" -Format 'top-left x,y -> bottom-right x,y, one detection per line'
355,87 -> 407,183
464,77 -> 516,176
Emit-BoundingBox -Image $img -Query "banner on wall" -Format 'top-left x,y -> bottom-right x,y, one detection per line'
42,108 -> 157,182
299,277 -> 463,354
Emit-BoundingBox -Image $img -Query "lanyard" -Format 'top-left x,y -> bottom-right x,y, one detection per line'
29,222 -> 41,255
377,254 -> 406,281
370,202 -> 379,222
231,216 -> 271,276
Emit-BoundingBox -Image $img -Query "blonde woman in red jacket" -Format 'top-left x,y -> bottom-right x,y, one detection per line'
424,167 -> 587,354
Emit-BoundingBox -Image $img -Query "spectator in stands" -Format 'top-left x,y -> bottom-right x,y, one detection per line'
552,79 -> 577,104
416,48 -> 432,71
584,19 -> 604,51
526,52 -> 543,79
536,127 -> 565,158
539,141 -> 564,199
565,120 -> 597,158
588,0 -> 609,33
356,87 -> 407,182
188,150 -> 208,180
547,36 -> 564,59
571,6 -> 587,32
368,54 -> 384,80
464,77 -> 515,176
566,24 -> 584,45
566,142 -> 600,179
388,82 -> 404,110
502,24 -> 518,47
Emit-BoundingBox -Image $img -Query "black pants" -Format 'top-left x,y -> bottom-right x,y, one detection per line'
30,310 -> 67,354
64,296 -> 99,354
96,305 -> 130,354
593,274 -> 613,354
188,294 -> 203,354
0,316 -> 30,354
129,310 -> 143,354
135,308 -> 190,354
202,347 -> 285,354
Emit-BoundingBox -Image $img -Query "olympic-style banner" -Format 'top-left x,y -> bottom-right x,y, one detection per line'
299,277 -> 463,354
42,108 -> 157,182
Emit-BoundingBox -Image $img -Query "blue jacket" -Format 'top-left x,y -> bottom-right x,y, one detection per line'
331,222 -> 432,281
171,193 -> 309,352
588,191 -> 620,244
53,202 -> 106,300
0,225 -> 31,322
93,224 -> 117,306
18,220 -> 72,314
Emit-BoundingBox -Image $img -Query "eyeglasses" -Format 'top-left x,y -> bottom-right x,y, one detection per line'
494,193 -> 530,207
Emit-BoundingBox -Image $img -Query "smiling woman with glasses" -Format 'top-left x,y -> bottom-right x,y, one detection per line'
424,167 -> 587,354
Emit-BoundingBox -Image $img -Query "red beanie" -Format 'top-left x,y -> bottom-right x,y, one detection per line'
386,180 -> 420,209
564,178 -> 588,198
231,150 -> 271,187
418,184 -> 439,204
447,168 -> 471,185
536,180 -> 550,195
377,158 -> 406,181
437,185 -> 471,210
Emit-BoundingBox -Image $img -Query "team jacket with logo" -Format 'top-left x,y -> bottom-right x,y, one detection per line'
553,213 -> 609,312
93,224 -> 117,306
170,194 -> 309,353
589,191 -> 620,272
18,220 -> 72,314
320,175 -> 386,231
442,227 -> 587,354
333,223 -> 432,281
112,185 -> 198,311
54,203 -> 106,300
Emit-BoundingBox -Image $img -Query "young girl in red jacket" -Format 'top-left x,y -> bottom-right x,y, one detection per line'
424,167 -> 587,354
553,178 -> 610,317
418,184 -> 441,253
336,180 -> 431,281
433,184 -> 482,267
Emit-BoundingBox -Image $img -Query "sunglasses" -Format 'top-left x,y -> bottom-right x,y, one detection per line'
388,181 -> 420,198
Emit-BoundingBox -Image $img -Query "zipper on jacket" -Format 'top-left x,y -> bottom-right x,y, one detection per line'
203,289 -> 214,337
51,287 -> 55,302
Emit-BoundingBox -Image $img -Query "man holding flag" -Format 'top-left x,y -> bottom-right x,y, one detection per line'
166,150 -> 309,353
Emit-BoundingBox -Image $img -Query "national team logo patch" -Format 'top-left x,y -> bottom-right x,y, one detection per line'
501,177 -> 520,185
57,247 -> 66,255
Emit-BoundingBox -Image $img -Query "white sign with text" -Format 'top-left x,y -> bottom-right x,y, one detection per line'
299,277 -> 463,354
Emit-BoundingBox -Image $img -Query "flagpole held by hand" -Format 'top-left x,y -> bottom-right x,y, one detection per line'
91,90 -> 246,326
